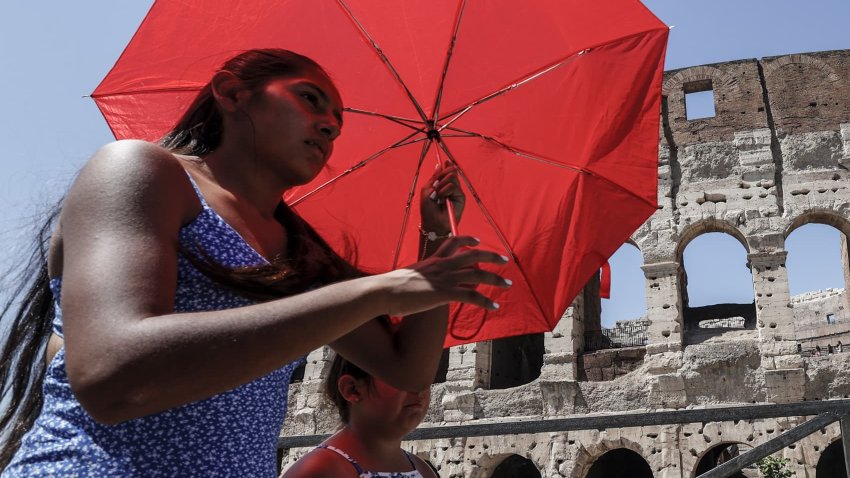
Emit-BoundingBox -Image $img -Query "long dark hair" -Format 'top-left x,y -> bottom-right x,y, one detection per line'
0,202 -> 60,468
0,49 -> 362,468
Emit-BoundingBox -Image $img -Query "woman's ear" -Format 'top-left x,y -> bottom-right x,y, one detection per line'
338,375 -> 364,404
210,71 -> 251,114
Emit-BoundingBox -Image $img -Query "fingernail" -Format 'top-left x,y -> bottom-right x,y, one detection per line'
433,180 -> 439,188
492,302 -> 500,310
504,278 -> 513,286
429,191 -> 437,200
500,255 -> 509,262
473,237 -> 481,244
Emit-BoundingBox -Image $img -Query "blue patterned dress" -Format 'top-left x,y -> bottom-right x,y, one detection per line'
4,174 -> 305,477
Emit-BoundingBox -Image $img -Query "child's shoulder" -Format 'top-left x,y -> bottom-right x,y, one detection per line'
280,447 -> 356,478
408,453 -> 439,478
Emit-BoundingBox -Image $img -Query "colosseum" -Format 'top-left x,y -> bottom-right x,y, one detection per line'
279,49 -> 850,477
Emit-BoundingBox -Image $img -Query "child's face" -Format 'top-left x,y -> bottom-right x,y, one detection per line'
356,377 -> 431,435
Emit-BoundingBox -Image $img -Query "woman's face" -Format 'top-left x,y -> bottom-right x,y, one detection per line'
243,68 -> 343,187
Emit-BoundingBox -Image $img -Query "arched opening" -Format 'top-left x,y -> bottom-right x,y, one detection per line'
694,443 -> 755,477
600,242 -> 649,342
786,222 -> 849,357
489,333 -> 544,389
288,362 -> 306,385
680,231 -> 756,344
491,455 -> 541,478
586,448 -> 652,478
433,348 -> 450,383
578,242 -> 648,381
816,439 -> 847,478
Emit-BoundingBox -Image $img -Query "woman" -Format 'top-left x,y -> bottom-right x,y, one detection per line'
1,49 -> 508,476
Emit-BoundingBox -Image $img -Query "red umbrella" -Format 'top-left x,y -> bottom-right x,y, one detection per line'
93,0 -> 668,347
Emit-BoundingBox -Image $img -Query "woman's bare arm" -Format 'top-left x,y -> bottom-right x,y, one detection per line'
60,140 -> 505,424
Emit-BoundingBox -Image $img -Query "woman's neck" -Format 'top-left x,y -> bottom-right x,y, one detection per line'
191,149 -> 286,220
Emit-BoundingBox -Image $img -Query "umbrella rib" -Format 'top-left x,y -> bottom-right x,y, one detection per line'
335,0 -> 430,123
443,126 -> 587,173
288,130 -> 422,207
91,85 -> 204,98
442,127 -> 657,210
392,140 -> 432,269
434,140 -> 550,323
344,108 -> 427,131
430,0 -> 468,122
396,133 -> 473,148
437,49 -> 590,129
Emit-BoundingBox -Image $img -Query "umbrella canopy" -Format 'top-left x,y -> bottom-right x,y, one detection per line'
93,0 -> 668,347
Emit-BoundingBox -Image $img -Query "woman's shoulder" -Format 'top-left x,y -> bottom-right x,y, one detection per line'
73,140 -> 195,204
63,139 -> 199,226
85,139 -> 187,182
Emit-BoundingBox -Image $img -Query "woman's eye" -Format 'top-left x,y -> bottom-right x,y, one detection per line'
301,92 -> 320,106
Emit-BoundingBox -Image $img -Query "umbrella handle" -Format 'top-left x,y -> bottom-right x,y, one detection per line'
435,153 -> 459,236
446,200 -> 458,236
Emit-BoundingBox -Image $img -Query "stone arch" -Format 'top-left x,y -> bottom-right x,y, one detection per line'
490,454 -> 542,478
763,54 -> 841,83
691,442 -> 754,478
785,209 -> 850,240
471,452 -> 542,478
676,219 -> 751,262
570,438 -> 650,478
663,65 -> 740,96
816,438 -> 847,478
675,221 -> 756,340
785,210 -> 850,354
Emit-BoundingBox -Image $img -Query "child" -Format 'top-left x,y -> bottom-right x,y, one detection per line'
283,353 -> 438,478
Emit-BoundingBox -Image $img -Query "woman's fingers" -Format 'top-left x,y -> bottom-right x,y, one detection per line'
451,268 -> 512,288
452,288 -> 501,310
431,235 -> 480,257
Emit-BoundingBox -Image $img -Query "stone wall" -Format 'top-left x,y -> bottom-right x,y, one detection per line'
280,50 -> 850,478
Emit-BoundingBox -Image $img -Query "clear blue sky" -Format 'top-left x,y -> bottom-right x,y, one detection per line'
1,2 -> 848,324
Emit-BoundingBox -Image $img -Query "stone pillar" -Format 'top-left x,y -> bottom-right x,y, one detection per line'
656,424 -> 684,478
641,262 -> 683,352
842,234 -> 850,317
539,314 -> 580,417
749,251 -> 805,403
441,343 -> 485,422
642,262 -> 686,408
287,346 -> 333,436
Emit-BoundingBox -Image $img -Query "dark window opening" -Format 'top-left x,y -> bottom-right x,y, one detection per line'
827,313 -> 837,325
491,455 -> 541,478
489,333 -> 544,389
288,362 -> 306,385
433,348 -> 450,384
817,440 -> 847,478
695,444 -> 754,477
684,79 -> 716,120
586,449 -> 652,478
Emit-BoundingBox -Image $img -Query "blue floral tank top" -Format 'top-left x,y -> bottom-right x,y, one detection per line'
3,173 -> 305,477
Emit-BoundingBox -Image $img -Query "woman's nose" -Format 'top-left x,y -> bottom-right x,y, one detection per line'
318,119 -> 341,141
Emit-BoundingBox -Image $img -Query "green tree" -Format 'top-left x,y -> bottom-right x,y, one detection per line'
757,456 -> 795,478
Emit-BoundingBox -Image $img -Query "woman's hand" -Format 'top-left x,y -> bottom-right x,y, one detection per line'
419,161 -> 465,235
377,235 -> 510,317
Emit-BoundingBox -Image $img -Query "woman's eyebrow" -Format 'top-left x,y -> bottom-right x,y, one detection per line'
304,82 -> 344,127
